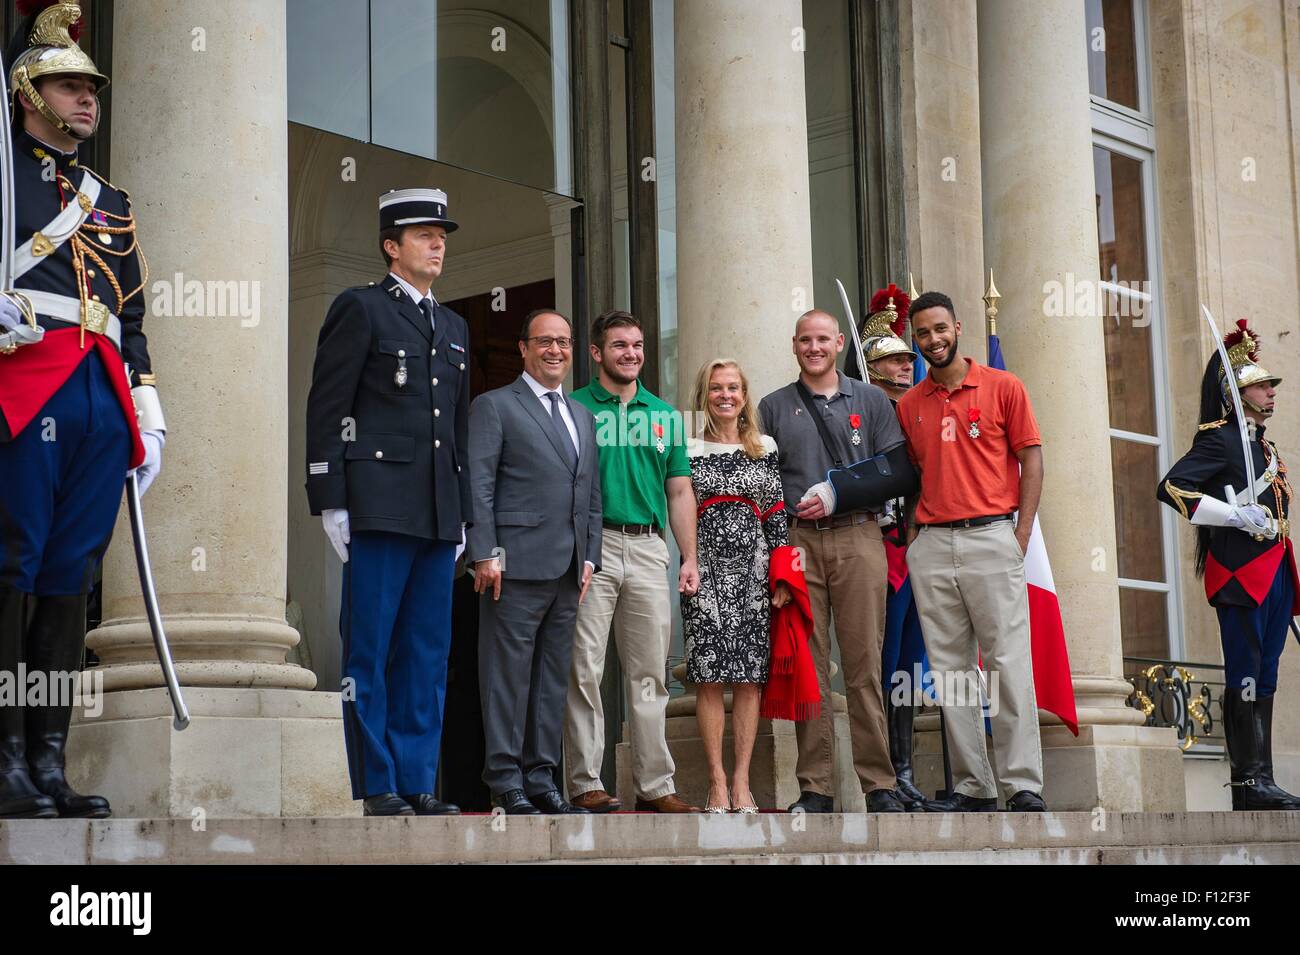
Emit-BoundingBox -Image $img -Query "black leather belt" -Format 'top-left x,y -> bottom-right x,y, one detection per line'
923,513 -> 1014,529
603,521 -> 658,536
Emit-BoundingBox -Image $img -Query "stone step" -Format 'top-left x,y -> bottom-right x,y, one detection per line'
4,811 -> 1299,865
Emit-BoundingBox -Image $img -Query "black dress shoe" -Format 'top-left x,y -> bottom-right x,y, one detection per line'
867,788 -> 906,813
363,793 -> 415,816
787,790 -> 834,813
1006,790 -> 1046,812
530,790 -> 590,814
493,788 -> 541,815
921,792 -> 997,813
401,793 -> 461,815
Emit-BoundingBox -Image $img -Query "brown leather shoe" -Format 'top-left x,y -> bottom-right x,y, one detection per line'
634,792 -> 701,813
570,789 -> 622,813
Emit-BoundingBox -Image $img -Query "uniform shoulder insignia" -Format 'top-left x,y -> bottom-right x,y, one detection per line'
81,166 -> 125,196
1197,418 -> 1227,431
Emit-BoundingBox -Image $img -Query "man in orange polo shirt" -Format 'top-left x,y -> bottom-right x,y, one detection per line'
896,291 -> 1047,812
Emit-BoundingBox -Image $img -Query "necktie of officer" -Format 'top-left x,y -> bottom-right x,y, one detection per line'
419,298 -> 435,334
545,391 -> 578,470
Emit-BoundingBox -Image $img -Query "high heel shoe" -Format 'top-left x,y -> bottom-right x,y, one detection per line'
729,788 -> 759,813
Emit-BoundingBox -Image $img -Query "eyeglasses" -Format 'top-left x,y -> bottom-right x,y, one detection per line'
524,336 -> 574,350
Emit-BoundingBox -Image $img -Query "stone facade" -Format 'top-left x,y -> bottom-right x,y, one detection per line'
65,0 -> 1300,817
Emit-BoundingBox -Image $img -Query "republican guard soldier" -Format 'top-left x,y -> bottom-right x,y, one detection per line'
305,188 -> 470,816
1158,319 -> 1298,811
0,1 -> 165,820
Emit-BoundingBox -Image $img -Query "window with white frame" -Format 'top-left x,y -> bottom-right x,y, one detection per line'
1086,0 -> 1183,662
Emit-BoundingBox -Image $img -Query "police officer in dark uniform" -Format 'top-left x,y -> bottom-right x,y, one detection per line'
0,1 -> 164,820
305,188 -> 470,816
1157,320 -> 1297,810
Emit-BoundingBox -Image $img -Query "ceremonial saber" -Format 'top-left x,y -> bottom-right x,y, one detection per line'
126,472 -> 190,730
1,48 -> 16,293
0,47 -> 39,347
835,278 -> 869,377
1200,305 -> 1258,506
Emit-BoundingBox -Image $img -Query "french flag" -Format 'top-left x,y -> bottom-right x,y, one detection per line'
988,333 -> 1079,736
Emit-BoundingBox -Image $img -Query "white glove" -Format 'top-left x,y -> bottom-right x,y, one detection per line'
802,481 -> 836,515
1235,503 -> 1277,538
134,430 -> 165,495
1193,493 -> 1277,539
323,508 -> 350,563
0,296 -> 22,332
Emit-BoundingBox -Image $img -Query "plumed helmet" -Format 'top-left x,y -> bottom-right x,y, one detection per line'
8,2 -> 107,137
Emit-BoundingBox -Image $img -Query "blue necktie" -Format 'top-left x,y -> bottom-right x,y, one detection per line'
419,298 -> 435,334
545,391 -> 578,469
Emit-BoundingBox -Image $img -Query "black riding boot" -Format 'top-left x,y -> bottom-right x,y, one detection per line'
887,700 -> 926,810
0,585 -> 58,818
1223,693 -> 1290,811
1254,695 -> 1300,809
25,594 -> 110,818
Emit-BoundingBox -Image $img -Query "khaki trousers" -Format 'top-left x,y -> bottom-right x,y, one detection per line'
906,520 -> 1044,800
790,519 -> 896,796
564,529 -> 676,799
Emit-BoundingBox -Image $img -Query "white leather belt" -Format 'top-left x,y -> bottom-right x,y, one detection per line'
22,289 -> 122,349
13,170 -> 101,280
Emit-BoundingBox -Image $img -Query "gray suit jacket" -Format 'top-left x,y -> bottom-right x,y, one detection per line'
466,376 -> 602,584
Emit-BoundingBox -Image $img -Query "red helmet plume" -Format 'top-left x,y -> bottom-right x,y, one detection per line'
868,283 -> 909,337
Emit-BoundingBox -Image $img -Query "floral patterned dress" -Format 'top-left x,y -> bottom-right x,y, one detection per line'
682,435 -> 789,684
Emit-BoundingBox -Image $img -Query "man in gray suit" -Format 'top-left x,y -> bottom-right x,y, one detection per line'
467,309 -> 603,814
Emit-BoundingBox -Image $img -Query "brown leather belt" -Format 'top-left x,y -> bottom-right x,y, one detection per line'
922,513 -> 1014,529
790,511 -> 876,531
603,520 -> 658,536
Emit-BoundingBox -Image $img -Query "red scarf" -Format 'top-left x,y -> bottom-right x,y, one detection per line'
760,544 -> 820,721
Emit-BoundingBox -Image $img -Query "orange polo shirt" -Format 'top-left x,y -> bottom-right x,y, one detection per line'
896,357 -> 1041,524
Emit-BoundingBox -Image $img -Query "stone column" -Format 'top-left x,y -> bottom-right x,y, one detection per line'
88,0 -> 309,692
957,0 -> 1184,810
673,0 -> 814,406
71,0 -> 349,817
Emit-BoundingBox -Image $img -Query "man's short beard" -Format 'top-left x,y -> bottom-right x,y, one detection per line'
601,358 -> 641,384
926,339 -> 959,368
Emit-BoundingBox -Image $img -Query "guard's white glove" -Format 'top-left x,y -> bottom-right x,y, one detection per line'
1192,493 -> 1277,539
1234,503 -> 1277,538
134,430 -> 165,495
802,481 -> 836,515
323,507 -> 350,563
0,296 -> 22,332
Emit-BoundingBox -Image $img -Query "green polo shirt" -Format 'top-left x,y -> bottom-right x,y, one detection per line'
570,379 -> 691,528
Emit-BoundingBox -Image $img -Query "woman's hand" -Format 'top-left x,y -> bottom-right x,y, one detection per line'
771,580 -> 793,608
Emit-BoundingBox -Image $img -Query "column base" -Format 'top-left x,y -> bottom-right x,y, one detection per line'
620,691 -> 870,810
87,616 -> 316,691
68,687 -> 352,818
914,715 -> 1187,811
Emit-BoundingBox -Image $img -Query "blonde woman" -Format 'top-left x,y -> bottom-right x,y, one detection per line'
683,359 -> 795,812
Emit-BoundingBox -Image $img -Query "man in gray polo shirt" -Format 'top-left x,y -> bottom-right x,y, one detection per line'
759,309 -> 906,813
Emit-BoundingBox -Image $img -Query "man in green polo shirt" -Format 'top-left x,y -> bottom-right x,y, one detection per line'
564,310 -> 701,813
